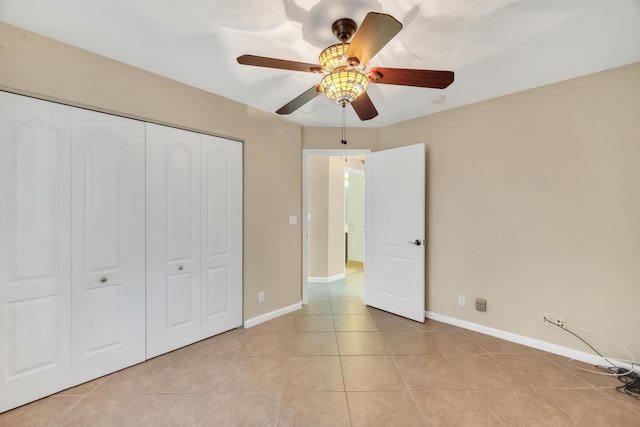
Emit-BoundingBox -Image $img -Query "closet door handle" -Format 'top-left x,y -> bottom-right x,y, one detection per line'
100,277 -> 108,283
178,265 -> 184,271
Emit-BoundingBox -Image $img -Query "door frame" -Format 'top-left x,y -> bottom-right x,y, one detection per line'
302,149 -> 371,305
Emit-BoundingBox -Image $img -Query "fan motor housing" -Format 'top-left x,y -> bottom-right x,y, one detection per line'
332,18 -> 357,42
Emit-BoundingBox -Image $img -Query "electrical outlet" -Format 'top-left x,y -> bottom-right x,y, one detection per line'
258,291 -> 264,303
475,298 -> 487,312
457,295 -> 465,307
543,313 -> 566,328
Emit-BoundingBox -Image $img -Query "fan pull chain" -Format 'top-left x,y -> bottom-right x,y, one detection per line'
341,104 -> 347,146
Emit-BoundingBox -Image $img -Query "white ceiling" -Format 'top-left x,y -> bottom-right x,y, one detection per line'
2,0 -> 639,127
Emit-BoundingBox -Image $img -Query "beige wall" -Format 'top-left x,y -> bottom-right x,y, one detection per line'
302,127 -> 379,150
307,157 -> 329,277
344,156 -> 366,171
328,157 -> 346,276
379,62 -> 640,360
307,156 -> 352,278
0,22 -> 302,321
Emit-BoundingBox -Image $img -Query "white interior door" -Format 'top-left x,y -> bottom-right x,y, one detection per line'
200,135 -> 243,337
71,109 -> 146,382
364,143 -> 425,322
0,92 -> 72,411
146,123 -> 201,358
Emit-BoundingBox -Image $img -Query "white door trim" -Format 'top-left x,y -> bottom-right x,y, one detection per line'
301,149 -> 371,305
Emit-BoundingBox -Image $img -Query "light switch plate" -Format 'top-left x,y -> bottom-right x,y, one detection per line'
289,215 -> 298,225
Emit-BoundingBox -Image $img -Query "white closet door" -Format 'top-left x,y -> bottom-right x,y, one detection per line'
146,123 -> 201,358
200,135 -> 243,337
0,92 -> 72,412
71,109 -> 146,382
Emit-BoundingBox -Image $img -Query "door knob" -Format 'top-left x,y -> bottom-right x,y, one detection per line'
100,277 -> 108,283
408,239 -> 422,246
178,265 -> 184,271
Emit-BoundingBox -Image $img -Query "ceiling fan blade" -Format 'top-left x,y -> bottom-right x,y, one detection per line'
351,91 -> 378,121
345,12 -> 402,66
237,54 -> 322,73
276,85 -> 322,115
369,67 -> 454,89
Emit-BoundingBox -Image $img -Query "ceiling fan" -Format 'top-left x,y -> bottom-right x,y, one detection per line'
237,12 -> 454,121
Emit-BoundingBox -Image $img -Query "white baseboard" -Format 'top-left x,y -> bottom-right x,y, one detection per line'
426,311 -> 639,374
308,273 -> 345,283
243,302 -> 302,329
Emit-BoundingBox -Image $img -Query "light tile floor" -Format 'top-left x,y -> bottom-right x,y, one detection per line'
2,271 -> 639,426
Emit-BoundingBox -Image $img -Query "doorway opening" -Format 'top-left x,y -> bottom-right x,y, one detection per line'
302,149 -> 370,305
344,167 -> 365,276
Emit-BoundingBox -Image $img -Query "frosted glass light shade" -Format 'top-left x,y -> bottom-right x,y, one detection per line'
318,44 -> 349,71
320,70 -> 368,105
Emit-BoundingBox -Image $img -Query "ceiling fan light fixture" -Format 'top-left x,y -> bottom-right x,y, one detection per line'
320,69 -> 368,105
318,43 -> 350,71
237,12 -> 452,120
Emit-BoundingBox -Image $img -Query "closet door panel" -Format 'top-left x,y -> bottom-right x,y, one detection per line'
200,135 -> 243,337
146,123 -> 201,358
166,144 -> 197,264
71,109 -> 146,383
0,92 -> 72,412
